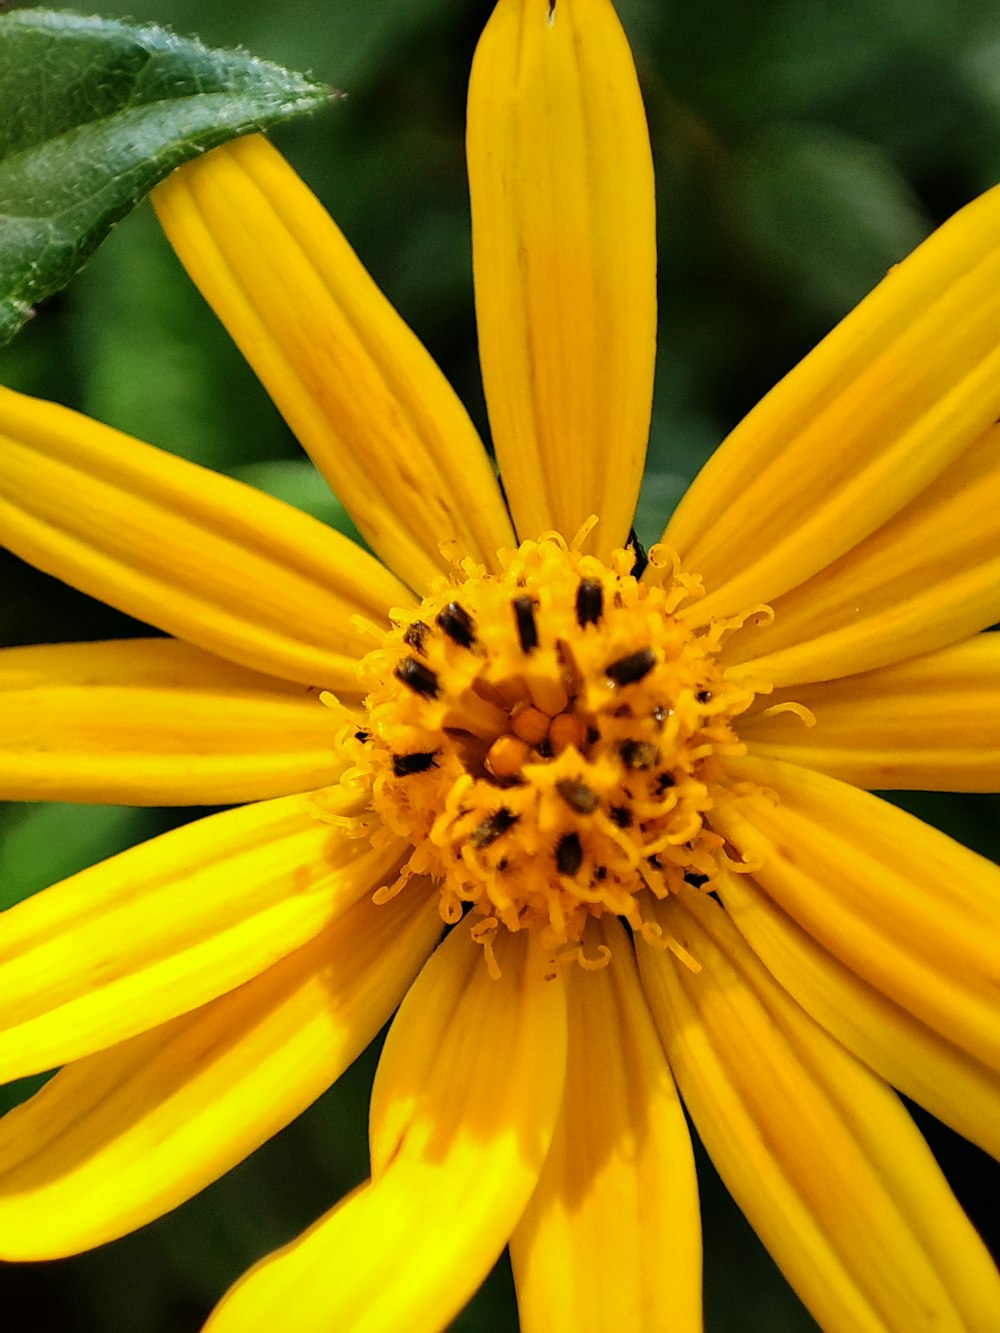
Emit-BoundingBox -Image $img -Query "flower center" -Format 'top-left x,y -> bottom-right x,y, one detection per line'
346,535 -> 762,966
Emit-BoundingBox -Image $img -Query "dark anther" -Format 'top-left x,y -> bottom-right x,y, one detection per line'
620,739 -> 659,770
575,578 -> 604,627
513,595 -> 539,653
627,527 -> 649,577
586,725 -> 601,746
470,807 -> 518,849
353,729 -> 370,743
605,647 -> 656,685
656,771 -> 676,793
595,865 -> 608,881
436,601 -> 476,648
392,751 -> 438,777
610,805 -> 633,828
696,689 -> 713,704
403,620 -> 430,655
536,738 -> 555,759
556,778 -> 600,814
555,831 -> 584,875
684,872 -> 710,888
394,657 -> 440,698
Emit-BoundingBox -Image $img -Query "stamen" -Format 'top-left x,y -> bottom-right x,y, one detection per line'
620,739 -> 659,770
512,595 -> 539,653
392,751 -> 438,777
402,621 -> 430,655
556,778 -> 600,814
394,657 -> 440,697
575,578 -> 604,626
436,601 -> 476,648
556,832 -> 584,876
606,648 -> 656,685
470,808 -> 518,848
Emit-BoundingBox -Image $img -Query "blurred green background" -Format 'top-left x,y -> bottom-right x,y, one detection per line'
2,0 -> 1000,1328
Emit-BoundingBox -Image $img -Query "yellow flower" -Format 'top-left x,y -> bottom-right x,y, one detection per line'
0,0 -> 999,1328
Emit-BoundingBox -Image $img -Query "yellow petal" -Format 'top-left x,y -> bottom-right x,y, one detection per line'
510,917 -> 701,1333
638,890 -> 1000,1333
467,0 -> 656,554
722,425 -> 1000,686
205,919 -> 568,1333
0,384 -> 410,689
0,638 -> 353,805
716,865 -> 1000,1160
0,882 -> 441,1260
714,755 -> 1000,1073
665,184 -> 1000,621
737,633 -> 1000,789
0,786 -> 408,1080
153,135 -> 514,592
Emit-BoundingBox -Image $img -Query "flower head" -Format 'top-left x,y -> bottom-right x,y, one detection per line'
1,0 -> 999,1329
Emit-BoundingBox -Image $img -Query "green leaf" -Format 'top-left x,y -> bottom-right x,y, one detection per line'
734,124 -> 929,318
228,459 -> 367,546
0,8 -> 335,344
633,470 -> 692,549
74,206 -> 289,469
0,800 -> 159,908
